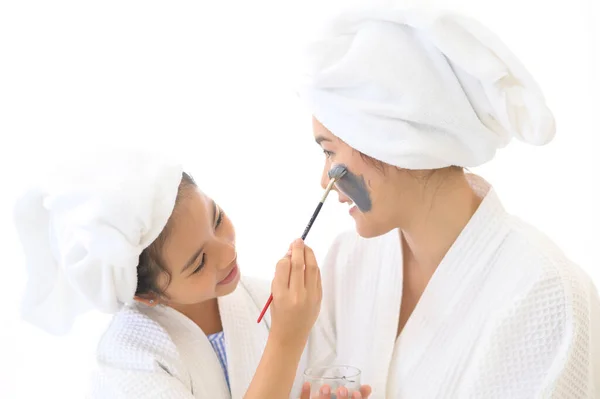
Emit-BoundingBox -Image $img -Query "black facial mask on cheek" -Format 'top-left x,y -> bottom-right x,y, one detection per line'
328,165 -> 372,212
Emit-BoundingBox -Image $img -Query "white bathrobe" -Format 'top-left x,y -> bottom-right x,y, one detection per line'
307,176 -> 600,398
91,276 -> 307,399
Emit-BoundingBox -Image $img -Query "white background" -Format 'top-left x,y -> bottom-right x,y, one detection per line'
0,0 -> 598,397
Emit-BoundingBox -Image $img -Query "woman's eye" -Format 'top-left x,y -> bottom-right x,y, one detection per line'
323,150 -> 334,158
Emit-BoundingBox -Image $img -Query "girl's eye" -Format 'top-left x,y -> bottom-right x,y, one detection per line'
192,253 -> 206,274
192,206 -> 224,276
215,208 -> 223,228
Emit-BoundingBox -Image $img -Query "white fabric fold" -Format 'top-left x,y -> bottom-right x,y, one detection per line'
13,150 -> 183,335
298,5 -> 556,169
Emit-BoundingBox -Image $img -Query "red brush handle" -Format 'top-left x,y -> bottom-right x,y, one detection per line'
257,294 -> 272,323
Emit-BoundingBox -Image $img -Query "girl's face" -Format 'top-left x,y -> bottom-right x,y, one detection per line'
148,187 -> 240,306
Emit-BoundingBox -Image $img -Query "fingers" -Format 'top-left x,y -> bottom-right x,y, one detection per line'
272,254 -> 291,298
316,264 -> 322,296
289,238 -> 305,293
304,244 -> 319,294
359,385 -> 372,398
299,382 -> 311,399
318,385 -> 331,398
303,383 -> 365,399
309,385 -> 363,399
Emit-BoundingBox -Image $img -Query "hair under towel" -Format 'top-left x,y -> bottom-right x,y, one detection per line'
12,149 -> 183,335
297,5 -> 556,169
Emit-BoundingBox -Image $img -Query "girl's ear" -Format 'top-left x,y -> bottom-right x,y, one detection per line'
133,293 -> 159,307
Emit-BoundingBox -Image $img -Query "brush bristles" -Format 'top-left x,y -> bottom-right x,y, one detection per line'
328,164 -> 347,180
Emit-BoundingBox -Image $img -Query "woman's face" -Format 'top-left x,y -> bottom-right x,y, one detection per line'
153,187 -> 240,305
313,117 -> 426,238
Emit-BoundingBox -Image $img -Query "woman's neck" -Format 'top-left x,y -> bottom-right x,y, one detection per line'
399,174 -> 482,274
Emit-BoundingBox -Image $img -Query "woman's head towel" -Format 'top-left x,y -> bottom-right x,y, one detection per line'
13,150 -> 183,335
298,5 -> 556,169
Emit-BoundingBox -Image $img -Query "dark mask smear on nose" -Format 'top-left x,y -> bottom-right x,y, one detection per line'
328,164 -> 372,212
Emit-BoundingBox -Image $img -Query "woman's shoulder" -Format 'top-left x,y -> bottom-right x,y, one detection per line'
460,217 -> 600,398
497,215 -> 599,326
504,215 -> 594,288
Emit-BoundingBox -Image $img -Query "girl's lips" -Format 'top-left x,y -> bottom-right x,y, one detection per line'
218,264 -> 238,285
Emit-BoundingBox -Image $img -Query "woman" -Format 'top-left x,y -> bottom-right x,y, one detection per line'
300,6 -> 600,398
12,151 -> 370,398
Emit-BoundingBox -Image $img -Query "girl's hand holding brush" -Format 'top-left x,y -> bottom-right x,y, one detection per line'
244,238 -> 322,399
270,238 -> 322,347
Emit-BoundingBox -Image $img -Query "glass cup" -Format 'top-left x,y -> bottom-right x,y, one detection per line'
303,365 -> 361,397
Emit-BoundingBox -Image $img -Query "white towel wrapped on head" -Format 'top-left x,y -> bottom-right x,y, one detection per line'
298,5 -> 556,169
13,150 -> 183,335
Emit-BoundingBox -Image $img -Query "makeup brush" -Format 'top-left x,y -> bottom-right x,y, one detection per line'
257,165 -> 347,323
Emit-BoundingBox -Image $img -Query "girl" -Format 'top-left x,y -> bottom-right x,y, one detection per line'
12,152 -> 369,398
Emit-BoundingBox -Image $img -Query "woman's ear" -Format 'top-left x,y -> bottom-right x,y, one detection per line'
134,293 -> 159,307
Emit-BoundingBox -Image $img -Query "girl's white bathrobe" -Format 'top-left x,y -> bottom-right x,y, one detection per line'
307,176 -> 600,398
90,276 -> 306,399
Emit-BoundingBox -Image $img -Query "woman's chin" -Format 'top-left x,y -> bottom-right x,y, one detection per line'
354,218 -> 393,239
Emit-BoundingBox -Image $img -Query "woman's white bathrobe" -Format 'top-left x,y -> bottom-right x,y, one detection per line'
91,276 -> 307,399
307,177 -> 600,398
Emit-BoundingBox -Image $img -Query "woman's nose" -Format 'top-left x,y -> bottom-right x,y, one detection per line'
321,162 -> 339,193
320,163 -> 329,189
